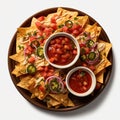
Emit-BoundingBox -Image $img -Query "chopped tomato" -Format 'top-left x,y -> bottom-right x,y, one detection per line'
29,36 -> 36,42
62,26 -> 68,32
84,47 -> 90,54
39,85 -> 45,92
72,29 -> 80,36
50,23 -> 57,30
51,14 -> 58,23
44,27 -> 53,37
35,22 -> 41,29
88,65 -> 95,71
25,45 -> 33,55
37,66 -> 44,71
38,66 -> 55,78
73,49 -> 77,55
38,16 -> 45,21
28,56 -> 35,63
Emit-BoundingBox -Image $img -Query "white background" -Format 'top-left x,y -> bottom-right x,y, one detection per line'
0,0 -> 119,119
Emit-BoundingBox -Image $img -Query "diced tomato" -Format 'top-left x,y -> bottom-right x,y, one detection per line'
49,57 -> 55,63
29,36 -> 36,42
89,65 -> 95,71
37,66 -> 44,71
38,16 -> 45,21
73,49 -> 77,55
35,22 -> 45,31
39,85 -> 45,92
84,47 -> 90,54
72,29 -> 80,36
28,56 -> 35,63
72,24 -> 80,30
35,22 -> 41,29
44,66 -> 48,72
47,72 -> 53,77
64,45 -> 70,50
25,45 -> 33,55
42,72 -> 47,78
62,26 -> 68,32
51,14 -> 58,23
37,31 -> 43,36
80,44 -> 86,47
82,63 -> 87,67
44,27 -> 53,37
50,23 -> 57,30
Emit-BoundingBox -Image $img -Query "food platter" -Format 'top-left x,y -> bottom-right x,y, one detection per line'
8,7 -> 113,111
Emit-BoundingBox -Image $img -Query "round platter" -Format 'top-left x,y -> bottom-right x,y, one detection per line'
8,7 -> 113,112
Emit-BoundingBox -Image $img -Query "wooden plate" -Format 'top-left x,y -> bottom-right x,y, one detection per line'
8,7 -> 113,112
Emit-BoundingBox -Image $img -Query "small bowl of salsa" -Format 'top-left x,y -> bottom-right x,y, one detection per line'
66,66 -> 96,97
44,32 -> 80,69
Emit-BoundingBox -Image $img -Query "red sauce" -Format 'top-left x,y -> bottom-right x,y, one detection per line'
69,70 -> 92,93
47,36 -> 77,65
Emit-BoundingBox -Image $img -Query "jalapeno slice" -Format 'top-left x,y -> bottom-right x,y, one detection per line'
86,40 -> 94,48
80,54 -> 87,61
37,47 -> 44,58
88,52 -> 96,60
27,64 -> 36,74
65,20 -> 73,28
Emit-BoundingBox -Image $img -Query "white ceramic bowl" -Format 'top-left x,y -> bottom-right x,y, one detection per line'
66,66 -> 96,97
44,32 -> 80,69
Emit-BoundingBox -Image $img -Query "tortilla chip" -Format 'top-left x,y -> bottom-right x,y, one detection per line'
57,7 -> 78,19
67,98 -> 75,107
84,23 -> 101,42
96,70 -> 105,83
12,65 -> 23,77
71,15 -> 89,27
16,26 -> 37,53
11,63 -> 27,77
45,96 -> 61,108
94,55 -> 111,75
49,92 -> 73,107
9,50 -> 25,63
17,75 -> 34,90
98,40 -> 112,57
30,17 -> 39,27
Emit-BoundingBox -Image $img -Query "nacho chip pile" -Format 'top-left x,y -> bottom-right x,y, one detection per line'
9,8 -> 112,108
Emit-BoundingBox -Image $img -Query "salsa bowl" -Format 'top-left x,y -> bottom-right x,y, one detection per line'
66,66 -> 96,97
44,32 -> 80,69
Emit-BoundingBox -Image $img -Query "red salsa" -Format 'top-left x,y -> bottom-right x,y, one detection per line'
69,70 -> 92,93
47,36 -> 77,65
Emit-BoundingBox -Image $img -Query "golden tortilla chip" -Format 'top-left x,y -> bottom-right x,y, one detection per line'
46,96 -> 61,108
16,26 -> 37,53
12,63 -> 27,77
49,92 -> 74,107
17,75 -> 34,90
57,7 -> 78,18
94,55 -> 111,75
71,15 -> 89,27
9,50 -> 25,63
96,70 -> 105,83
98,40 -> 112,57
84,23 -> 101,42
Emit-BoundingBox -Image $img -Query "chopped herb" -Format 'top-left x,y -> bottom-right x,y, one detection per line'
33,31 -> 37,36
18,45 -> 24,50
74,17 -> 78,20
80,71 -> 86,77
58,24 -> 64,28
